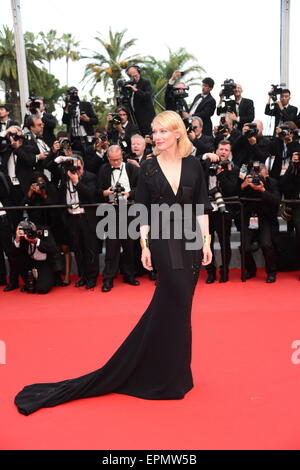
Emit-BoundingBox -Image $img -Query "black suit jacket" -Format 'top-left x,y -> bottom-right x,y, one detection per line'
107,120 -> 140,151
192,134 -> 214,157
24,113 -> 56,147
62,101 -> 98,137
97,162 -> 139,203
189,93 -> 216,136
265,103 -> 298,131
132,78 -> 156,136
0,119 -> 20,131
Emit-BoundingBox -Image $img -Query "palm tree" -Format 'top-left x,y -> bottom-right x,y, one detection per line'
143,47 -> 205,112
38,29 -> 64,74
60,33 -> 81,86
83,28 -> 142,102
0,26 -> 46,120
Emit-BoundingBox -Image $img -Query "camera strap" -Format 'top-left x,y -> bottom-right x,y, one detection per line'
111,163 -> 124,186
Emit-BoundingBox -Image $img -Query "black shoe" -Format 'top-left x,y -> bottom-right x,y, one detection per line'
86,280 -> 96,289
245,271 -> 256,280
219,272 -> 229,283
266,273 -> 276,283
206,272 -> 216,284
124,277 -> 140,286
148,271 -> 157,281
101,280 -> 113,292
3,283 -> 19,292
75,278 -> 86,287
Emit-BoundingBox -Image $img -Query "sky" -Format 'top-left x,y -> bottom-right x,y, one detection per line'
1,0 -> 300,132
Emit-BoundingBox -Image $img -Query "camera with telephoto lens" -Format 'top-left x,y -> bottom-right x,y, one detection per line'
111,113 -> 122,126
209,186 -> 226,213
182,117 -> 194,133
216,124 -> 229,135
28,96 -> 41,114
209,160 -> 232,177
111,181 -> 125,195
244,122 -> 259,138
220,79 -> 237,113
110,182 -> 126,204
66,89 -> 80,118
268,84 -> 284,102
278,124 -> 292,138
116,78 -> 134,103
172,86 -> 189,116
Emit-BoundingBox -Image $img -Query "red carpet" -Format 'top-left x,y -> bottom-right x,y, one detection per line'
1,268 -> 300,450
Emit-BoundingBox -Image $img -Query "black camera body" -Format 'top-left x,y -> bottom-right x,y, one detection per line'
35,181 -> 46,191
116,78 -> 134,103
111,181 -> 125,195
278,124 -> 292,139
246,161 -> 264,186
216,124 -> 229,135
18,220 -> 40,239
221,79 -> 236,99
269,84 -> 283,102
209,160 -> 231,177
62,158 -> 80,174
244,122 -> 259,138
111,113 -> 122,126
28,96 -> 41,114
182,117 -> 194,134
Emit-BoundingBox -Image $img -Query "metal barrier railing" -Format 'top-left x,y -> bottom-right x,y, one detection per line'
1,198 -> 298,282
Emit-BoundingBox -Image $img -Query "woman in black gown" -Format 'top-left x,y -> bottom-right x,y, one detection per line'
14,111 -> 212,415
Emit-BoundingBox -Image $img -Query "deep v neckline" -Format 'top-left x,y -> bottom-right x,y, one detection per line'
156,156 -> 183,197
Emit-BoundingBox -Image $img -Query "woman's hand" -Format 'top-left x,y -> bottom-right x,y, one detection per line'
141,247 -> 153,271
202,244 -> 212,266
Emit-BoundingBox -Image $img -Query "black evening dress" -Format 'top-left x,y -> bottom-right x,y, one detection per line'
15,155 -> 211,415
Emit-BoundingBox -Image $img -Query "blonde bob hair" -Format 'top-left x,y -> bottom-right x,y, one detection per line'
152,110 -> 193,159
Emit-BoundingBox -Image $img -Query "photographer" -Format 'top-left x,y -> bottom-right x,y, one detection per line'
232,120 -> 271,168
84,133 -> 109,175
217,82 -> 255,131
0,104 -> 19,132
265,87 -> 298,134
0,171 -> 19,291
187,116 -> 214,158
165,70 -> 189,116
11,220 -> 60,294
183,77 -> 216,136
105,106 -> 139,152
279,152 -> 300,278
0,125 -> 33,224
239,163 -> 280,283
62,86 -> 98,143
213,115 -> 241,150
23,172 -> 58,229
201,140 -> 239,283
24,96 -> 57,147
123,66 -> 156,136
265,123 -> 299,181
56,154 -> 99,289
97,145 -> 140,292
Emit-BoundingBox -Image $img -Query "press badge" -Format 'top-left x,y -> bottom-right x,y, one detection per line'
43,229 -> 48,237
12,177 -> 20,186
249,216 -> 259,230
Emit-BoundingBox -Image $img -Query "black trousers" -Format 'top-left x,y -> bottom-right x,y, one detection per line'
68,213 -> 99,283
206,210 -> 232,275
11,253 -> 54,294
103,237 -> 136,281
243,216 -> 279,274
292,204 -> 300,266
0,215 -> 18,284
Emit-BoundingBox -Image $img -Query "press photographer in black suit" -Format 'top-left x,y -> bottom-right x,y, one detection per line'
58,154 -> 99,289
0,105 -> 19,132
97,145 -> 140,292
84,133 -> 109,175
164,70 -> 189,116
125,66 -> 156,136
213,114 -> 241,150
217,83 -> 255,131
265,123 -> 298,181
0,172 -> 19,291
279,152 -> 300,279
201,140 -> 239,283
11,220 -> 60,294
106,106 -> 139,153
62,86 -> 98,143
187,116 -> 214,158
239,163 -> 280,283
265,87 -> 298,134
232,120 -> 271,169
182,77 -> 216,136
23,97 -> 57,147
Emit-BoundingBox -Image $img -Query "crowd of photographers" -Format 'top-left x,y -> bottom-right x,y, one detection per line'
1,67 -> 300,294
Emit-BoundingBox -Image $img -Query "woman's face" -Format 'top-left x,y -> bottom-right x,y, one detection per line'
152,121 -> 180,152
